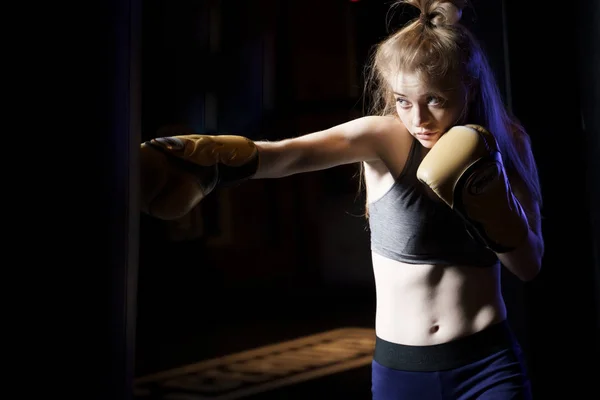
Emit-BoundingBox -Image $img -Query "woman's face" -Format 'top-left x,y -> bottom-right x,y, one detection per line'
390,71 -> 468,148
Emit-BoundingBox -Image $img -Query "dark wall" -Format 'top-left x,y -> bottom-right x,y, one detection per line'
138,0 -> 518,298
504,0 -> 600,396
135,0 -> 599,397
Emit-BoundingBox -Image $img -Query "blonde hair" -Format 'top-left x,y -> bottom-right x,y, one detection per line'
360,0 -> 542,217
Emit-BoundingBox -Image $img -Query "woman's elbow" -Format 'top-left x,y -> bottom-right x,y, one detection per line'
517,238 -> 544,282
499,232 -> 544,282
518,257 -> 542,282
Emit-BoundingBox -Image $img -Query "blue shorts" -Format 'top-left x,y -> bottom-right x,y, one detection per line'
371,321 -> 531,399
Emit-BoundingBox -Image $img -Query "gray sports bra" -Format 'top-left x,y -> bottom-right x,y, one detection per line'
368,139 -> 499,267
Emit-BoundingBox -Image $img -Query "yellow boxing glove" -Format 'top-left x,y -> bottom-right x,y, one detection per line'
140,134 -> 259,220
416,125 -> 528,253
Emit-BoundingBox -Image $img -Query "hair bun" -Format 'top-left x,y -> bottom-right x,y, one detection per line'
430,2 -> 462,26
402,0 -> 465,27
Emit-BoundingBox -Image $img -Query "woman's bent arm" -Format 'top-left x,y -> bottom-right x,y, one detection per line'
497,184 -> 545,281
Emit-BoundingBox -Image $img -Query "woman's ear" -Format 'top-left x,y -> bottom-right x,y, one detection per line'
454,82 -> 475,126
466,80 -> 478,104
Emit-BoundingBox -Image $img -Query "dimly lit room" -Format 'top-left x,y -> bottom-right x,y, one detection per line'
96,0 -> 598,399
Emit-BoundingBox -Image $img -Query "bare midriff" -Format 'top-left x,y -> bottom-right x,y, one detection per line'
372,251 -> 506,346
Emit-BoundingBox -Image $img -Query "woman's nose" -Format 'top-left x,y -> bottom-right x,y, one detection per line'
412,106 -> 429,127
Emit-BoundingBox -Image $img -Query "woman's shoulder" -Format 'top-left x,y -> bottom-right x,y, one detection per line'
359,115 -> 415,178
347,115 -> 410,148
337,114 -> 410,149
361,114 -> 407,133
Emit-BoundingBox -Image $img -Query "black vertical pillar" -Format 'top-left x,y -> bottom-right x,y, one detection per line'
105,0 -> 141,398
578,0 -> 600,336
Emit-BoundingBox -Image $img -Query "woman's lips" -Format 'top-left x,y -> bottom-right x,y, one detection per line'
416,131 -> 437,140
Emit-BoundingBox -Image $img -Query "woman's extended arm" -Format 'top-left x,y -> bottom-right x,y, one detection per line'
253,116 -> 402,179
139,115 -> 406,220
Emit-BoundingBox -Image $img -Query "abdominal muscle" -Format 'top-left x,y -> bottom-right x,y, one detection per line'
363,146 -> 507,346
372,251 -> 507,345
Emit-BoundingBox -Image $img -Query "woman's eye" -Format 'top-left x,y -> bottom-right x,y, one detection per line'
428,96 -> 445,106
396,98 -> 410,108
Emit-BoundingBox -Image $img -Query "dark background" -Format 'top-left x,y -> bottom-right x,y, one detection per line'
96,0 -> 599,399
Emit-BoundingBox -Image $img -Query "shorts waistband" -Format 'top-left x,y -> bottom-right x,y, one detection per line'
373,320 -> 516,372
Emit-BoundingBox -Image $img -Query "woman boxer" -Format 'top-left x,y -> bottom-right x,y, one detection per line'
140,1 -> 543,398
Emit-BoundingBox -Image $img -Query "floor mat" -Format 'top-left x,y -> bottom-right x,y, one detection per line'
134,327 -> 375,399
